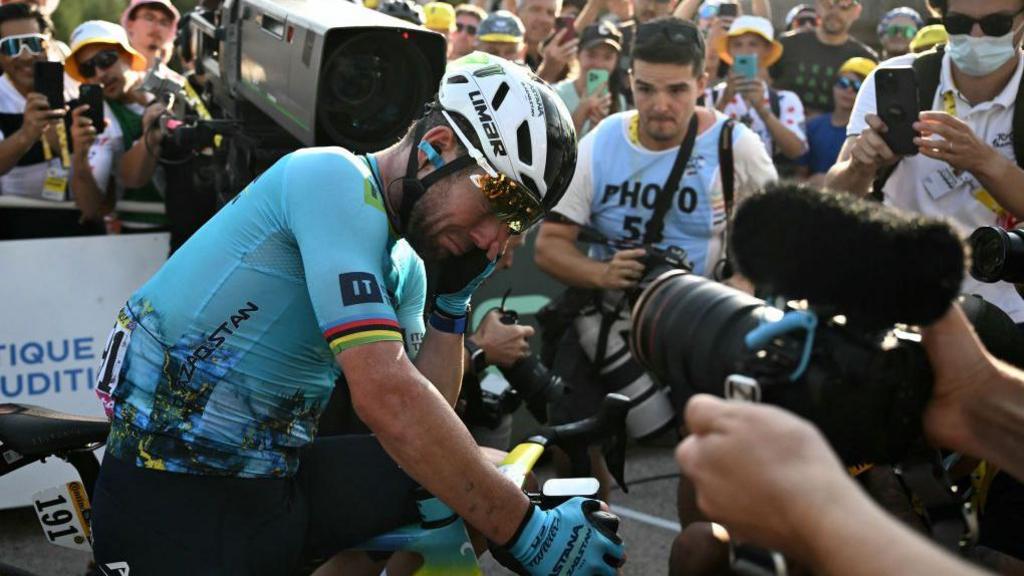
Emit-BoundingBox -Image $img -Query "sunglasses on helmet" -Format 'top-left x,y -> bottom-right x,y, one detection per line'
944,8 -> 1024,37
440,109 -> 543,234
78,50 -> 121,79
0,34 -> 47,58
835,76 -> 862,91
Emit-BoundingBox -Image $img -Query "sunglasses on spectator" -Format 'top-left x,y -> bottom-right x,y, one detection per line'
0,34 -> 47,58
636,19 -> 701,46
944,8 -> 1024,37
456,22 -> 478,35
835,76 -> 862,91
78,50 -> 121,79
795,16 -> 818,27
884,24 -> 918,39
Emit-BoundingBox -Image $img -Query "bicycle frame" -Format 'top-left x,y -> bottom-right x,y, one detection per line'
354,443 -> 546,575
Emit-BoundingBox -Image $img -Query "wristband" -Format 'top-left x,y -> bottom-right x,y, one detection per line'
429,310 -> 468,334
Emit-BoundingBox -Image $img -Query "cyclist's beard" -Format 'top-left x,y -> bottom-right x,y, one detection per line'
404,186 -> 451,265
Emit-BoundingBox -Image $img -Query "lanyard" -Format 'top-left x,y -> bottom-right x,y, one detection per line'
40,121 -> 70,168
941,90 -> 1017,228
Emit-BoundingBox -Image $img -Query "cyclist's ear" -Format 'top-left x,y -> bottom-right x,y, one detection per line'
420,125 -> 460,163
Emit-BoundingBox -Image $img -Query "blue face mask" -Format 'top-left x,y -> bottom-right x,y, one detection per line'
948,25 -> 1022,77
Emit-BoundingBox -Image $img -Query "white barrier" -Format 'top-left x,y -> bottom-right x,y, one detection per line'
0,195 -> 166,214
0,233 -> 169,510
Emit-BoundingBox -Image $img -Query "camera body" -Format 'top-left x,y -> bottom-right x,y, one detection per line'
182,0 -> 447,195
496,308 -> 565,424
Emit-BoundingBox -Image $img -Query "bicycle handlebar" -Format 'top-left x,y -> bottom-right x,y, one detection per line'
527,393 -> 631,492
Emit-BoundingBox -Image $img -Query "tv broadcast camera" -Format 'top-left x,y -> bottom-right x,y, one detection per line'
178,0 -> 446,196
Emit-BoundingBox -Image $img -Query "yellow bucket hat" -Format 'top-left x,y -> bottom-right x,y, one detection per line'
714,16 -> 784,67
424,2 -> 456,32
66,20 -> 148,83
910,24 -> 948,54
838,56 -> 878,79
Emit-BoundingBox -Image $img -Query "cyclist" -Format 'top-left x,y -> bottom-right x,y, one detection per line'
89,53 -> 624,576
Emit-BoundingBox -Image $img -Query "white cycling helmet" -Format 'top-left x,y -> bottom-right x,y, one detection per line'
439,53 -> 577,230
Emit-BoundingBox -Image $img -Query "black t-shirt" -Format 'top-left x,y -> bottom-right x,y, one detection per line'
770,30 -> 877,115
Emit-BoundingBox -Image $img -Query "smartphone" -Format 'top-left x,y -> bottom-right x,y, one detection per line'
33,60 -> 64,110
733,54 -> 758,79
875,66 -> 919,156
555,16 -> 576,43
717,2 -> 739,18
79,83 -> 105,135
586,69 -> 609,96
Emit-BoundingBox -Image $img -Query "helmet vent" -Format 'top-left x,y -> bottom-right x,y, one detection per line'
516,121 -> 533,165
447,75 -> 469,84
491,82 -> 510,110
519,173 -> 540,197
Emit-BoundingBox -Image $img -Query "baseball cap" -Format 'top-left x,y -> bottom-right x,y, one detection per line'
910,24 -> 948,54
478,10 -> 525,43
66,20 -> 148,83
120,0 -> 181,31
579,21 -> 622,52
838,56 -> 877,79
714,15 -> 783,67
424,2 -> 456,32
784,4 -> 816,29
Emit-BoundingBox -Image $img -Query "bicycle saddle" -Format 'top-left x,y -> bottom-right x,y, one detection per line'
0,404 -> 109,457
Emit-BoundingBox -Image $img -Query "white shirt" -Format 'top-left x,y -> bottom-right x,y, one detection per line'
555,109 -> 777,276
707,84 -> 807,157
0,74 -> 64,199
849,52 -> 1024,322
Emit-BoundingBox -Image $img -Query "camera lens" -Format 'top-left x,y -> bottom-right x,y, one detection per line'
317,29 -> 439,152
969,226 -> 1024,283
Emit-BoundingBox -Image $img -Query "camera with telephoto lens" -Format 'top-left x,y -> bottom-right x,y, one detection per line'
495,308 -> 566,424
630,272 -> 1024,466
968,226 -> 1024,283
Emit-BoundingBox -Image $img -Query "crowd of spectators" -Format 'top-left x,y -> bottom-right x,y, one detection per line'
3,0 -> 1024,574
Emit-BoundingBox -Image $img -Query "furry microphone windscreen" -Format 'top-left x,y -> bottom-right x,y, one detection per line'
730,184 -> 965,328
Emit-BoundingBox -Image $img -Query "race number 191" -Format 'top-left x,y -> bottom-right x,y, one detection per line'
31,481 -> 93,551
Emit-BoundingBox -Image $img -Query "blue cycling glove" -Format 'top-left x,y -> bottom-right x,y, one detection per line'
433,248 -> 497,317
495,498 -> 625,575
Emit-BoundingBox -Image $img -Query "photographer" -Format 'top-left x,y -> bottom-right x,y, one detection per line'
675,303 -> 1024,576
64,20 -> 164,233
534,16 -> 774,488
826,0 -> 1024,325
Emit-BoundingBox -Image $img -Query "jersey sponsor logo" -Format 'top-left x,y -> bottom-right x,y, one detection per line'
177,301 -> 259,386
340,272 -> 384,305
468,90 -> 507,157
600,181 -> 699,213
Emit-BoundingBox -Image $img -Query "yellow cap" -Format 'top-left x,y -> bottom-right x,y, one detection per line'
424,2 -> 456,32
910,24 -> 948,54
838,57 -> 878,79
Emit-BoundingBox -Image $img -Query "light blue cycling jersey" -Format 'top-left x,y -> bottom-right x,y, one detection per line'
102,147 -> 426,478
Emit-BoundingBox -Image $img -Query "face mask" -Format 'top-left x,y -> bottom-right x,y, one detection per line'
948,26 -> 1022,77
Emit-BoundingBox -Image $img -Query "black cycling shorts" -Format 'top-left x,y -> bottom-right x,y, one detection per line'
91,435 -> 419,576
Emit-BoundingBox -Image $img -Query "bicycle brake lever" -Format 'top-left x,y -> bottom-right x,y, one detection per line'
604,430 -> 629,493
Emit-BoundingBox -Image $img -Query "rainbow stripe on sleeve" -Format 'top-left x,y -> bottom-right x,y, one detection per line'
324,315 -> 404,355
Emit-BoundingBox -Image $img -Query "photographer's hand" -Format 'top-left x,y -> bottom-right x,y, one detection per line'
922,304 -> 1024,482
470,309 -> 534,368
848,114 -> 900,171
915,111 -> 1024,219
599,248 -> 646,290
70,104 -> 98,156
677,395 -> 989,576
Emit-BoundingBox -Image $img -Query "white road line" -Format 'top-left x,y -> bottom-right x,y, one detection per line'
610,504 -> 682,533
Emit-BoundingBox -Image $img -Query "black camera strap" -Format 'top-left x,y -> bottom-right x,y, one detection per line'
643,114 -> 698,245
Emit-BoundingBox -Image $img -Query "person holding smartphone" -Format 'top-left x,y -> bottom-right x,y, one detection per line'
552,22 -> 628,136
709,16 -> 807,163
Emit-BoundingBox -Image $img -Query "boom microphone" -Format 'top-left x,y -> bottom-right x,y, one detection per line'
731,184 -> 965,329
